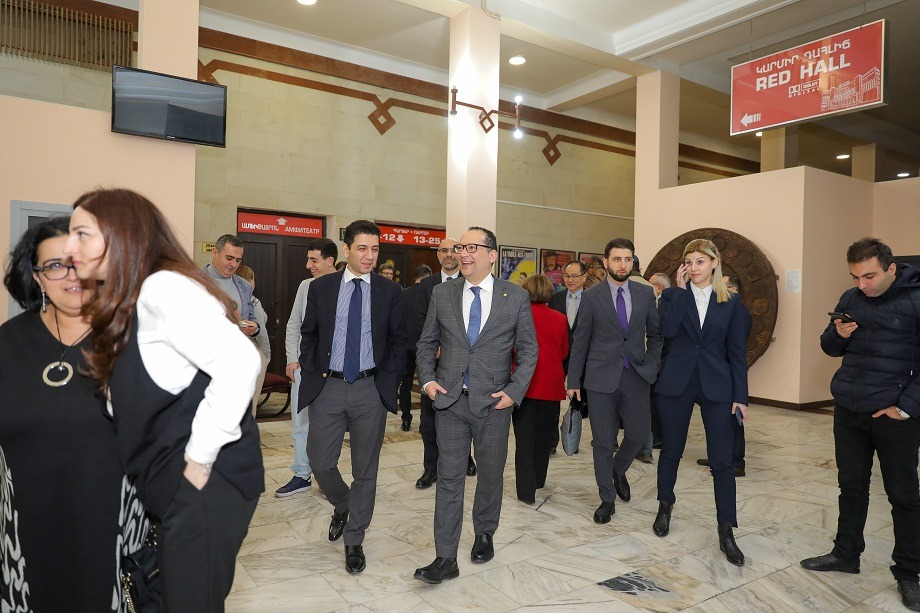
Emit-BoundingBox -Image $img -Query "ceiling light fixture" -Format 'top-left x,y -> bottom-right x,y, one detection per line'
508,55 -> 526,65
755,131 -> 762,137
897,172 -> 910,178
836,154 -> 850,160
297,0 -> 317,5
449,86 -> 523,137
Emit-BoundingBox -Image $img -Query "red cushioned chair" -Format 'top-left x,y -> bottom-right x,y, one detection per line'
257,372 -> 291,417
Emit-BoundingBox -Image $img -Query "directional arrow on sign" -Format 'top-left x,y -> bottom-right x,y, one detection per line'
740,112 -> 762,127
277,217 -> 288,225
397,235 -> 404,243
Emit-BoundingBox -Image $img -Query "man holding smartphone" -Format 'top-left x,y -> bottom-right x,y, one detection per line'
801,237 -> 920,612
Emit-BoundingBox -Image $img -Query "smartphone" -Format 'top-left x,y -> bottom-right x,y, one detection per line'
735,409 -> 744,427
828,312 -> 856,324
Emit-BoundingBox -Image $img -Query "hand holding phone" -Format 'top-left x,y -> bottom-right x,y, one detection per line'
828,311 -> 856,324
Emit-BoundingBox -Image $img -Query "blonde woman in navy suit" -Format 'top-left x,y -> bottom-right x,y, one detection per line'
652,238 -> 750,566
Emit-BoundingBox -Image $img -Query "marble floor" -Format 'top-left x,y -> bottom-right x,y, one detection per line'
228,401 -> 909,612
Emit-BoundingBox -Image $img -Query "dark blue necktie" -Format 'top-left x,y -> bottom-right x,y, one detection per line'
616,287 -> 631,369
343,278 -> 363,382
464,286 -> 482,387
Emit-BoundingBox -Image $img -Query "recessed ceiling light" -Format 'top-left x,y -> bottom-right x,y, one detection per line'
898,172 -> 910,178
297,0 -> 317,5
508,55 -> 526,66
755,131 -> 762,137
836,154 -> 850,160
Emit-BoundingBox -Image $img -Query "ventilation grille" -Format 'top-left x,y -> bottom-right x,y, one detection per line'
0,0 -> 132,71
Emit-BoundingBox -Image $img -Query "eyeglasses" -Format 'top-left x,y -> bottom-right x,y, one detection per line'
437,248 -> 453,254
33,262 -> 76,280
562,273 -> 586,280
451,243 -> 493,254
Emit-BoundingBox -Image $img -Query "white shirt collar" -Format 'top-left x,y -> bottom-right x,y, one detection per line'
568,288 -> 583,298
442,269 -> 459,282
691,284 -> 713,299
464,274 -> 494,294
343,267 -> 372,284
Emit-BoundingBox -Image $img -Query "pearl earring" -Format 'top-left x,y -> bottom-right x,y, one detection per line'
41,290 -> 48,313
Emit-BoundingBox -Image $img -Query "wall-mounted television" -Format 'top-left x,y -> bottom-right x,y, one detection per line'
111,65 -> 227,148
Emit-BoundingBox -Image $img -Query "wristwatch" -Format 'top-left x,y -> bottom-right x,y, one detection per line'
895,407 -> 910,419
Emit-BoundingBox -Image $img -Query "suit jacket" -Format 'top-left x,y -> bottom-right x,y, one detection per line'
567,280 -> 663,393
298,270 -> 408,413
403,283 -> 423,351
525,303 -> 569,401
413,272 -> 448,351
549,289 -> 579,369
416,276 -> 538,417
653,286 -> 749,404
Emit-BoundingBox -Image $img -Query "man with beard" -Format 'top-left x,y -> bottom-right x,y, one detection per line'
566,238 -> 662,524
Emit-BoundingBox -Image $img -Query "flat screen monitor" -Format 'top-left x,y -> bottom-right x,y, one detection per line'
111,65 -> 227,148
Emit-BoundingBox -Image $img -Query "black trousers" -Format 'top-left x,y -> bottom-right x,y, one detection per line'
832,406 -> 920,581
159,470 -> 258,612
399,350 -> 417,418
655,367 -> 737,526
512,398 -> 559,502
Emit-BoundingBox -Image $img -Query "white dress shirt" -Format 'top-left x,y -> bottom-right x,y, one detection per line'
441,270 -> 459,283
462,274 -> 494,336
690,283 -> 713,328
132,270 -> 261,465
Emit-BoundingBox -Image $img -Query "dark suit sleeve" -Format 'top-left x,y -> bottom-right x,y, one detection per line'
504,294 -> 538,405
414,277 -> 434,350
566,290 -> 593,388
727,297 -> 750,405
658,286 -> 691,339
644,288 -> 663,370
388,285 -> 408,380
416,286 -> 441,389
299,279 -> 321,372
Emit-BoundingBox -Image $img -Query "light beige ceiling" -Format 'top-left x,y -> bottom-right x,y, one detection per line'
195,0 -> 920,179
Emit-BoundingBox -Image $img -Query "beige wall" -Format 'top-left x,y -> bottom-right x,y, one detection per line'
0,95 -> 196,321
872,176 -> 920,256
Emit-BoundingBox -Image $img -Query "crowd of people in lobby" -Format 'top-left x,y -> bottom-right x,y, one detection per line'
1,188 -> 918,612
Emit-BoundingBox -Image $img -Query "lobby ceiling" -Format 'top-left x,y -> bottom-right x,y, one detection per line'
186,0 -> 920,179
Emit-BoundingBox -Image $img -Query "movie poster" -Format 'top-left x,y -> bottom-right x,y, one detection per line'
498,246 -> 537,285
540,249 -> 576,290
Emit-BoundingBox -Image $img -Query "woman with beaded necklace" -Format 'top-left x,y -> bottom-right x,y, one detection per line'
0,216 -> 148,611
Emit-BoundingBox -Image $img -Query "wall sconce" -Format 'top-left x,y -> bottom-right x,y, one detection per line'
450,86 -> 523,138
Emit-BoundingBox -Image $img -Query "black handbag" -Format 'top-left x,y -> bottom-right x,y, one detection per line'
122,524 -> 164,613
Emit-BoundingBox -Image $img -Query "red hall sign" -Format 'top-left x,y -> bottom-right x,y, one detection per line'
237,211 -> 323,237
377,224 -> 446,247
730,20 -> 885,135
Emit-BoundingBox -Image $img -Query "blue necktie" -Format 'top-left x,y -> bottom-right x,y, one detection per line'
343,278 -> 363,382
464,286 -> 482,387
616,287 -> 631,369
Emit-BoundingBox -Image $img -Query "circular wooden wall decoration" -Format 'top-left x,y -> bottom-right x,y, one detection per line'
644,228 -> 778,368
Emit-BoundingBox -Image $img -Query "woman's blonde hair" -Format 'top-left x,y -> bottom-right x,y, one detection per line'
236,265 -> 255,285
521,274 -> 554,304
683,238 -> 734,303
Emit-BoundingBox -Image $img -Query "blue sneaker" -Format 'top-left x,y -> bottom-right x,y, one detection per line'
275,476 -> 312,498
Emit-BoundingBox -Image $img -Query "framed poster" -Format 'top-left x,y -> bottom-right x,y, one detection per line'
579,252 -> 606,282
498,246 -> 537,285
540,249 -> 575,289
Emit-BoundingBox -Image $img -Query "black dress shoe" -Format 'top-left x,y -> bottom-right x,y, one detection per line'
718,523 -> 745,566
328,508 -> 349,542
470,533 -> 494,563
613,472 -> 631,502
635,452 -> 653,464
593,501 -> 615,524
414,557 -> 459,584
401,414 -> 412,431
800,552 -> 860,574
734,467 -> 746,477
345,544 -> 366,574
653,502 -> 672,537
467,458 -> 477,477
415,470 -> 437,489
898,579 -> 920,611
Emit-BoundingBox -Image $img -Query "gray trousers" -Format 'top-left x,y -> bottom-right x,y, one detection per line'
307,376 -> 387,546
434,394 -> 512,558
587,367 -> 651,502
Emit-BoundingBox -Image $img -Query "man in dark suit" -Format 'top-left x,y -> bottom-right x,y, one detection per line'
412,238 -> 476,489
299,220 -> 407,575
567,238 -> 663,524
549,259 -> 588,453
413,226 -> 538,584
399,263 -> 432,431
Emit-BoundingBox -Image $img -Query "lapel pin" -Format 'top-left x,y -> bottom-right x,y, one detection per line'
503,292 -> 507,297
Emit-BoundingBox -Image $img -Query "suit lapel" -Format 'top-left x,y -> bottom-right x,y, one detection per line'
625,282 -> 643,335
451,278 -> 469,346
477,277 -> 508,342
600,283 -> 625,338
700,291 -> 718,337
683,288 -> 703,341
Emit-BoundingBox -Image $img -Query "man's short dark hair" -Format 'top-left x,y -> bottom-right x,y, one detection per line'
414,264 -> 432,280
343,220 -> 380,247
335,261 -> 347,271
604,238 -> 635,258
847,237 -> 894,270
724,275 -> 743,294
468,226 -> 497,250
378,262 -> 394,273
309,237 -> 338,262
631,255 -> 642,273
215,234 -> 243,252
564,260 -> 587,274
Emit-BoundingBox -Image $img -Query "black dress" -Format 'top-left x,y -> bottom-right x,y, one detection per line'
0,311 -> 148,612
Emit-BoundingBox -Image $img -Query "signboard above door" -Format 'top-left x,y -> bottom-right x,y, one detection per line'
237,211 -> 323,237
338,224 -> 446,247
730,19 -> 885,135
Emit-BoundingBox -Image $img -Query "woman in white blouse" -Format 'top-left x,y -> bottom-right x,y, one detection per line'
652,238 -> 750,567
64,188 -> 264,612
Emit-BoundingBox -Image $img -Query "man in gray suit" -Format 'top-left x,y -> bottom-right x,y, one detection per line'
567,237 -> 663,524
413,226 -> 538,584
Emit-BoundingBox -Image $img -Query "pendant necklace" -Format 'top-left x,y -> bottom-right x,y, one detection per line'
42,309 -> 91,388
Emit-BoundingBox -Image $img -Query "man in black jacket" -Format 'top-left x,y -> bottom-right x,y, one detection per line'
399,264 -> 432,430
801,237 -> 920,612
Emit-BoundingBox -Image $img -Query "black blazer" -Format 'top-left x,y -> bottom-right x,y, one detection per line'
413,272 -> 448,351
403,283 -> 423,351
549,289 -> 579,372
298,271 -> 408,413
